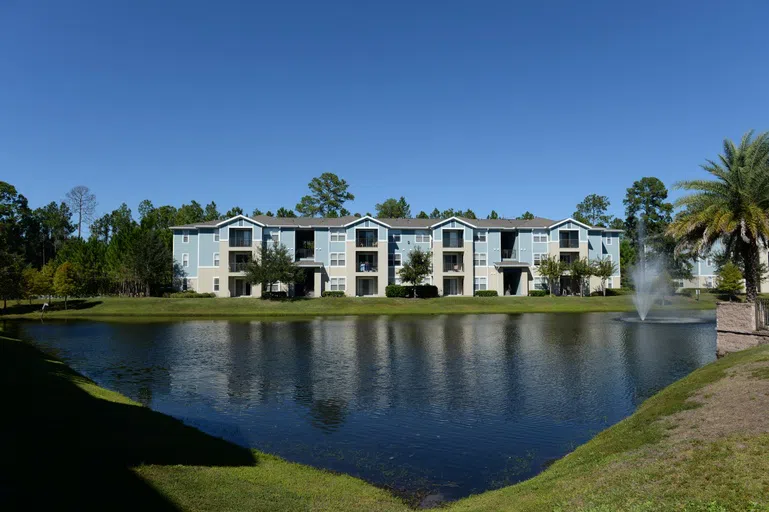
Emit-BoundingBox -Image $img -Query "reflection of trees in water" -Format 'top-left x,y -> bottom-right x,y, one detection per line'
309,398 -> 348,433
137,385 -> 152,406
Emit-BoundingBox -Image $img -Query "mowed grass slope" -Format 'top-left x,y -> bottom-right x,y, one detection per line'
2,293 -> 718,319
5,330 -> 768,511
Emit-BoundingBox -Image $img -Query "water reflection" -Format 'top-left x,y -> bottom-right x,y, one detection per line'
14,312 -> 716,501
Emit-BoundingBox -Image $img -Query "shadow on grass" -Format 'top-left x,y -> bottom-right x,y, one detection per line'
0,337 -> 256,510
1,299 -> 103,316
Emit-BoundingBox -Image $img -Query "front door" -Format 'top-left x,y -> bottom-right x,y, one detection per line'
443,278 -> 459,296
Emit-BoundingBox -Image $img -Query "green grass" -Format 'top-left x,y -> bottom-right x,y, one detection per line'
1,293 -> 718,320
5,328 -> 767,511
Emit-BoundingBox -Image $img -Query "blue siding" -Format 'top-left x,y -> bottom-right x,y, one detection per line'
173,229 -> 198,278
488,230 -> 501,263
198,228 -> 219,267
315,229 -> 330,265
549,221 -> 588,242
588,231 -> 602,261
518,230 -> 533,264
603,233 -> 621,275
218,218 -> 262,243
281,229 -> 296,258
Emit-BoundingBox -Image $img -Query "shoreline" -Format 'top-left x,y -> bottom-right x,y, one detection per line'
4,327 -> 767,510
1,295 -> 718,321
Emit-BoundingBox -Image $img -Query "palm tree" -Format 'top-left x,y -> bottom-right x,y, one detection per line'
667,130 -> 769,302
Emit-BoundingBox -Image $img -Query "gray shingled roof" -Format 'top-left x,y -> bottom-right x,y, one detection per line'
171,214 -> 619,231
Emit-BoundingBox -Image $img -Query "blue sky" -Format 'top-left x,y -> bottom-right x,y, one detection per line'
2,0 -> 768,223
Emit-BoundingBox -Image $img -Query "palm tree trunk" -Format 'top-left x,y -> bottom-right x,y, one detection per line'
744,244 -> 759,303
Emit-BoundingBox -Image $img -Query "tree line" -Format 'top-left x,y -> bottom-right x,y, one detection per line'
4,134 -> 763,308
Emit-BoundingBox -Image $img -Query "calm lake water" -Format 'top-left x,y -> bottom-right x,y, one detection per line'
10,312 -> 716,502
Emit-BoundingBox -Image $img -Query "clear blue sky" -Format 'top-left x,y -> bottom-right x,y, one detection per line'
3,0 -> 768,223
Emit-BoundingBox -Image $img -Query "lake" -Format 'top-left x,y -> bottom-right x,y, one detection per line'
8,311 -> 716,502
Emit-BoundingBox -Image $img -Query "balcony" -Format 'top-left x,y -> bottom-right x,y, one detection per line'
502,248 -> 517,260
229,262 -> 250,272
443,237 -> 464,248
356,254 -> 378,272
229,238 -> 252,248
559,239 -> 579,249
356,231 -> 378,248
443,257 -> 464,273
296,247 -> 314,260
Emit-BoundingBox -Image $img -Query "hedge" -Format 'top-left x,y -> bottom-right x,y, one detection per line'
321,291 -> 345,298
589,287 -> 633,297
261,291 -> 288,300
169,291 -> 216,298
678,287 -> 719,298
474,290 -> 498,297
385,284 -> 440,298
528,290 -> 549,297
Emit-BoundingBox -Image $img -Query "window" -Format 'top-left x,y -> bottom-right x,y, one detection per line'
474,277 -> 487,291
389,253 -> 402,267
605,236 -> 612,246
269,232 -> 280,246
214,232 -> 220,242
533,277 -> 548,290
330,253 -> 346,267
533,232 -> 548,243
706,257 -> 714,267
182,253 -> 189,267
213,253 -> 220,267
330,229 -> 345,242
606,279 -> 613,289
390,232 -> 401,243
182,230 -> 189,243
415,231 -> 431,243
473,253 -> 487,266
474,231 -> 487,242
391,277 -> 402,285
330,277 -> 346,291
213,277 -> 220,292
604,254 -> 612,263
533,253 -> 546,266
182,278 -> 188,291
420,275 -> 433,285
705,276 -> 714,288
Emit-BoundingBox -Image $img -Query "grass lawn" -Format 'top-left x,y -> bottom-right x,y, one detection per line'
4,329 -> 769,511
1,293 -> 718,320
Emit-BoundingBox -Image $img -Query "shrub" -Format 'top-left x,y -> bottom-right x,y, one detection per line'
169,291 -> 216,298
589,288 -> 633,297
528,290 -> 549,297
386,285 -> 410,298
413,285 -> 439,298
678,287 -> 720,298
261,291 -> 288,300
474,290 -> 498,297
321,291 -> 345,298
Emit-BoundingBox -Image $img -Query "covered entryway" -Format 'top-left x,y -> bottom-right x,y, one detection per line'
230,278 -> 252,297
494,262 -> 531,296
443,277 -> 463,296
356,277 -> 378,297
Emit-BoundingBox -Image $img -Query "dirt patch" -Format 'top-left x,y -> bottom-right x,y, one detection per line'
663,360 -> 769,444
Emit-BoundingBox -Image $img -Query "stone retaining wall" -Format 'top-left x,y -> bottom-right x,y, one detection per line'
716,302 -> 769,356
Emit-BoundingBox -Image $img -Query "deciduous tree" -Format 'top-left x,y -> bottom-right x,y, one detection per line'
536,255 -> 563,296
717,262 -> 743,301
53,261 -> 78,309
375,197 -> 411,218
594,259 -> 619,296
245,244 -> 304,297
398,247 -> 433,297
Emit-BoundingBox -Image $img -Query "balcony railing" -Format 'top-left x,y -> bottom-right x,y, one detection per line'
229,239 -> 252,247
356,238 -> 378,248
296,248 -> 314,260
229,262 -> 250,272
443,262 -> 464,272
502,248 -> 517,260
443,238 -> 464,248
356,264 -> 378,272
559,239 -> 579,249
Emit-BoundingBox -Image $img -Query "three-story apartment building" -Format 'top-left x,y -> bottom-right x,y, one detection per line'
171,214 -> 622,297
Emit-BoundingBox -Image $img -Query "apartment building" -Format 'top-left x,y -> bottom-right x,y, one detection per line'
170,214 -> 621,297
680,241 -> 769,292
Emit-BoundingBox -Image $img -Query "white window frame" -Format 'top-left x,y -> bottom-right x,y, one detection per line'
330,229 -> 345,242
389,253 -> 402,267
391,277 -> 402,285
330,252 -> 346,267
605,236 -> 612,246
267,231 -> 280,246
474,277 -> 487,291
213,277 -> 220,292
474,231 -> 487,243
533,276 -> 548,290
473,252 -> 487,267
214,231 -> 220,242
533,232 -> 548,243
330,277 -> 346,291
415,231 -> 431,243
182,253 -> 189,267
705,257 -> 714,267
213,252 -> 220,267
705,276 -> 714,288
182,230 -> 189,243
606,279 -> 613,289
533,252 -> 547,266
390,232 -> 401,243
